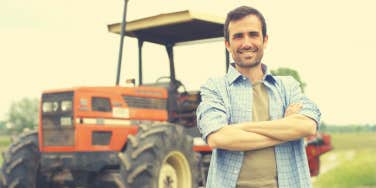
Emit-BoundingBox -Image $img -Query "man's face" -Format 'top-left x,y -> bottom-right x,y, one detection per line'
225,14 -> 268,68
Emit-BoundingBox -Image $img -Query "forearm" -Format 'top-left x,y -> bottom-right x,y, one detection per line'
235,114 -> 317,141
208,126 -> 285,151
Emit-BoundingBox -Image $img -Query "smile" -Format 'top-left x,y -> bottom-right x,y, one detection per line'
238,49 -> 257,54
239,51 -> 256,56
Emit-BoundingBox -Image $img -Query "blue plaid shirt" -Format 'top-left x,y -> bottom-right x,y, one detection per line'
196,64 -> 321,188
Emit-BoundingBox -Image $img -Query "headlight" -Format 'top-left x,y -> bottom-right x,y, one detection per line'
53,102 -> 59,111
42,102 -> 59,112
60,116 -> 72,126
61,100 -> 72,111
42,102 -> 52,112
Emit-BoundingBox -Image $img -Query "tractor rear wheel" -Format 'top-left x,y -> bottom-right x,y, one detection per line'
119,123 -> 198,188
0,130 -> 47,188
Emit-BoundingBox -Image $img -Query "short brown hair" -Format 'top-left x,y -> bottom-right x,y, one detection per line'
224,6 -> 267,42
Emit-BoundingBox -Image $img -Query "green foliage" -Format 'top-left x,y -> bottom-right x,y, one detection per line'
271,67 -> 306,93
6,97 -> 39,133
0,121 -> 6,131
320,123 -> 376,133
329,132 -> 376,151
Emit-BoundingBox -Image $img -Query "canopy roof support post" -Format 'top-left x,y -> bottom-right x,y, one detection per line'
115,0 -> 129,85
166,44 -> 176,83
138,39 -> 144,85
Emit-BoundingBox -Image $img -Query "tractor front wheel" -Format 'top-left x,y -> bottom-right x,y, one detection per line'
119,123 -> 198,188
0,130 -> 47,188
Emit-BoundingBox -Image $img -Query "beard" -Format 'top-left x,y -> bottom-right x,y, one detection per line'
233,46 -> 263,68
235,59 -> 261,68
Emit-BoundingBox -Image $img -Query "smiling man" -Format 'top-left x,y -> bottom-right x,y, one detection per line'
197,6 -> 321,188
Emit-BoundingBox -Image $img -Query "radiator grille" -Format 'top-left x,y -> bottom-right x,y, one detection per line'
123,96 -> 167,109
42,126 -> 75,146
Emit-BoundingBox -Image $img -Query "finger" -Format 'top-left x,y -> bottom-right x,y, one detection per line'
287,104 -> 296,110
289,104 -> 299,110
294,104 -> 303,109
288,103 -> 302,110
290,103 -> 301,108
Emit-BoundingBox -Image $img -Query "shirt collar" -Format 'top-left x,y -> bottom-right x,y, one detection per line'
225,63 -> 276,85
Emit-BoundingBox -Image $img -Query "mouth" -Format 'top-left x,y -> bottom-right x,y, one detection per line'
238,50 -> 256,59
240,51 -> 255,55
238,49 -> 257,55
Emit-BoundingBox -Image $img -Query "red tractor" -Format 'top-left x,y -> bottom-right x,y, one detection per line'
306,133 -> 333,176
0,7 -> 332,188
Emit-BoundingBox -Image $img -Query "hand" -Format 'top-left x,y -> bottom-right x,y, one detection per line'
284,103 -> 302,117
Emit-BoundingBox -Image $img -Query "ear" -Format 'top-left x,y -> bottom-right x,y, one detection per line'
225,40 -> 231,52
263,35 -> 269,49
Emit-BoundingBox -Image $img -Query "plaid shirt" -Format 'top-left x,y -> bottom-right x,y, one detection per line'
196,64 -> 321,188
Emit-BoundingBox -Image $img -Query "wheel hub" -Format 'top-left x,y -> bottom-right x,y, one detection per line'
158,151 -> 191,188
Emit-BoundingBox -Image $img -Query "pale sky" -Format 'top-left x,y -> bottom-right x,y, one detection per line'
1,0 -> 375,125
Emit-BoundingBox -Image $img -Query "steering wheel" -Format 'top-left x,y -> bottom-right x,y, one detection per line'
156,76 -> 172,83
156,76 -> 187,93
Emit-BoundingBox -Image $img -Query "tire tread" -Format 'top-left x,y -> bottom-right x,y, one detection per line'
119,123 -> 199,188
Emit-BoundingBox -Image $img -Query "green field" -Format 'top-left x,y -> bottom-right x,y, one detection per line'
313,133 -> 376,188
0,135 -> 11,165
329,132 -> 376,150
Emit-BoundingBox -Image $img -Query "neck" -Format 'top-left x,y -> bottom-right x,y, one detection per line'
235,63 -> 264,83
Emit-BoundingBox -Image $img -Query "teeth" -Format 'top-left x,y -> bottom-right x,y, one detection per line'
240,51 -> 255,54
239,50 -> 256,53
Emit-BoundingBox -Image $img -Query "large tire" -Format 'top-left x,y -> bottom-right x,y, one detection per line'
119,123 -> 199,188
0,130 -> 46,188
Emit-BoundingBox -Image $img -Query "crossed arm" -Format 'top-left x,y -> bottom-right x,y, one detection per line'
198,77 -> 320,151
207,106 -> 317,151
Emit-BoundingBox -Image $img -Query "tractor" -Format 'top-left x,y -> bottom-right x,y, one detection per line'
0,5 -> 332,188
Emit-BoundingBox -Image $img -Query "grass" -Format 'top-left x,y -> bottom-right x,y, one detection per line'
314,132 -> 376,188
314,149 -> 376,188
0,135 -> 11,165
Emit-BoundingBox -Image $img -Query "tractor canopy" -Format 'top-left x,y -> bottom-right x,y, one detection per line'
108,10 -> 225,45
107,10 -> 229,86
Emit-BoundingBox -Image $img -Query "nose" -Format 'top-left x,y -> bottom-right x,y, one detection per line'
241,35 -> 253,49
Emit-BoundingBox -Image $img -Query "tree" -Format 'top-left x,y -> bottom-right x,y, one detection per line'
320,121 -> 328,132
271,67 -> 306,93
0,121 -> 6,133
6,98 -> 39,133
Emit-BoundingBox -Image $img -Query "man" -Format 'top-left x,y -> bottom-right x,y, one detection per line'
196,6 -> 321,188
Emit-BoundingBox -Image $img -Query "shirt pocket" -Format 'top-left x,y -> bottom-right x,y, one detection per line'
227,83 -> 252,123
230,108 -> 251,123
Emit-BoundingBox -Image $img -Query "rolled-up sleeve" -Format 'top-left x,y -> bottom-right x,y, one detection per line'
196,78 -> 229,143
286,76 -> 321,127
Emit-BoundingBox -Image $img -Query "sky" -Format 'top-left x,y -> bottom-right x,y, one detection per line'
1,0 -> 376,125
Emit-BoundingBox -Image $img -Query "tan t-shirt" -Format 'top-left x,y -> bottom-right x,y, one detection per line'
236,81 -> 278,188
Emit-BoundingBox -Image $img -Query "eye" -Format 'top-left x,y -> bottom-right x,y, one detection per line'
249,32 -> 260,37
232,33 -> 243,39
